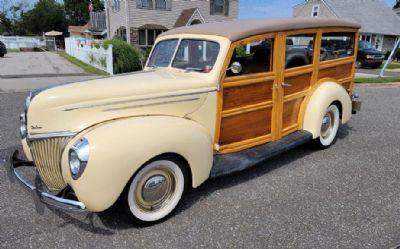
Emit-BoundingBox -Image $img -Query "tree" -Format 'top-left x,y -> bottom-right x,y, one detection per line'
395,0 -> 400,9
64,0 -> 104,25
21,0 -> 66,35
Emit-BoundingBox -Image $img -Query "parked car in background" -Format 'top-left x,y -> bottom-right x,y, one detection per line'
0,41 -> 7,57
357,40 -> 385,69
2,18 -> 362,226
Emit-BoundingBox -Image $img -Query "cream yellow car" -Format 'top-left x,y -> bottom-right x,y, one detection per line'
2,18 -> 362,225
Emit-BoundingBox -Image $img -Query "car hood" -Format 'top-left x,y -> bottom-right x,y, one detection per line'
359,48 -> 385,56
26,69 -> 216,136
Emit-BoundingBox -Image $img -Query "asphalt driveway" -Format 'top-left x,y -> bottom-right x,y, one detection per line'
0,52 -> 87,78
0,85 -> 400,249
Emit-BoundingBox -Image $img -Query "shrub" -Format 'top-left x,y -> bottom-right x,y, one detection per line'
103,38 -> 143,74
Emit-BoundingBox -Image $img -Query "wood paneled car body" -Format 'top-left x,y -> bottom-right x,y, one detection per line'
2,18 -> 362,225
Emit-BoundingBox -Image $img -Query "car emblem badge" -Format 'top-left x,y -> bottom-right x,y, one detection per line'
31,125 -> 43,130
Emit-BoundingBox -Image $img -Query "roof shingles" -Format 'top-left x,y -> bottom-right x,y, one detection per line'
324,0 -> 400,36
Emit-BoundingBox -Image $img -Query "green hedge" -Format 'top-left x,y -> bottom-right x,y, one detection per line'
103,38 -> 143,74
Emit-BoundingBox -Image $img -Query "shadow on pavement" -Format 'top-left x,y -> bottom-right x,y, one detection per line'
0,125 -> 351,233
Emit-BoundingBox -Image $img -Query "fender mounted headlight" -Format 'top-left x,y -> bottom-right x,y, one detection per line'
69,138 -> 90,180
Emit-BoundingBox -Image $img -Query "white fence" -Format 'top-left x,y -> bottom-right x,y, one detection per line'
65,37 -> 113,75
0,36 -> 47,49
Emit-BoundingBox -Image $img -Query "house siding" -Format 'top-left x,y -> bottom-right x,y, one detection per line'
128,0 -> 238,30
107,0 -> 238,47
107,1 -> 128,40
382,35 -> 397,53
293,0 -> 336,18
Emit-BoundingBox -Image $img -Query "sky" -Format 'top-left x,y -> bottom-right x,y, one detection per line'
3,0 -> 398,19
240,0 -> 397,19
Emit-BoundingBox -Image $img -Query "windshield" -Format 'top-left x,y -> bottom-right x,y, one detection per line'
147,39 -> 179,67
147,39 -> 220,73
359,40 -> 374,50
172,39 -> 220,73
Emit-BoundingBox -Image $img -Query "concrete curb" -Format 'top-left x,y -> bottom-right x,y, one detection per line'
355,82 -> 400,87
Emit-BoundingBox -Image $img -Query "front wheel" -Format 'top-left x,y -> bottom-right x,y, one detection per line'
122,156 -> 188,226
0,53 -> 4,58
313,104 -> 340,148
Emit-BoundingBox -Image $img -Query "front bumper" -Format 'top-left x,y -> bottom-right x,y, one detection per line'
1,150 -> 88,215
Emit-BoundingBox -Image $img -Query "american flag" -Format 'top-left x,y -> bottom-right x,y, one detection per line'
88,1 -> 94,12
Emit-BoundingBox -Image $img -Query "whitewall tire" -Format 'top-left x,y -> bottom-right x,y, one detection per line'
123,156 -> 187,225
316,104 -> 340,148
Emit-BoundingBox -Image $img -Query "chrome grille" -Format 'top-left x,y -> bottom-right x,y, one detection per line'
30,137 -> 72,192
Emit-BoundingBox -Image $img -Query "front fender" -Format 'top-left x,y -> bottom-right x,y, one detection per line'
61,116 -> 213,212
303,82 -> 352,139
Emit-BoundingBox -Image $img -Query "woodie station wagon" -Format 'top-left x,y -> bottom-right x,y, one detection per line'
2,18 -> 362,225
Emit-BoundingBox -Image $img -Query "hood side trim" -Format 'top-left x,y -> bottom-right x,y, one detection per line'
63,87 -> 218,112
102,97 -> 201,112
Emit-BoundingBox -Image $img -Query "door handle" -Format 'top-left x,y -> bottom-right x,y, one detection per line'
282,82 -> 292,87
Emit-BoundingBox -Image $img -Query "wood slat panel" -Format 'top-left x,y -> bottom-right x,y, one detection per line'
284,73 -> 312,96
318,63 -> 353,80
282,97 -> 305,130
223,80 -> 274,110
219,107 -> 272,146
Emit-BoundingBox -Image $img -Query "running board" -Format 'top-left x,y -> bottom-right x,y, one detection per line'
211,130 -> 313,178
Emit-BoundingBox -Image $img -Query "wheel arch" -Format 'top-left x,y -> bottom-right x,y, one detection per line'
301,80 -> 352,139
61,116 -> 213,212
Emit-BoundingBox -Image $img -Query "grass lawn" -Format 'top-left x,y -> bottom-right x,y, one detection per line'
355,77 -> 400,84
56,51 -> 109,76
380,62 -> 400,70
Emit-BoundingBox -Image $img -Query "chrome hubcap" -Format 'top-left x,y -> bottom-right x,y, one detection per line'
135,167 -> 176,212
321,111 -> 334,139
142,175 -> 167,203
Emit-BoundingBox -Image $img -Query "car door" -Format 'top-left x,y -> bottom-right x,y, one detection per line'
216,33 -> 281,153
279,31 -> 318,137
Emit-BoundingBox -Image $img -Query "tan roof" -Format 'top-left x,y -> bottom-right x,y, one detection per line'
161,18 -> 361,41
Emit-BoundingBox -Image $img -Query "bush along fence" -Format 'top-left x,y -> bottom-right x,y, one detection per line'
65,37 -> 113,75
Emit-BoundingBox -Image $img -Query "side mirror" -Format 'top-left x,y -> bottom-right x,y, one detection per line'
228,61 -> 242,74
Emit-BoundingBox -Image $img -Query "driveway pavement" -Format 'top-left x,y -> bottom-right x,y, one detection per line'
0,52 -> 103,92
0,52 -> 87,78
1,85 -> 400,248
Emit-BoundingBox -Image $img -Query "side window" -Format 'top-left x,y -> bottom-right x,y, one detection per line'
227,38 -> 274,77
320,32 -> 355,61
285,34 -> 315,69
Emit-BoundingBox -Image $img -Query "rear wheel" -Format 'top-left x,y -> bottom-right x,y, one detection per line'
0,53 -> 4,58
313,104 -> 340,148
122,155 -> 188,226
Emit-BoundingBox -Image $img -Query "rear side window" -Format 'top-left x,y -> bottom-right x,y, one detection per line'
320,32 -> 355,61
285,34 -> 315,69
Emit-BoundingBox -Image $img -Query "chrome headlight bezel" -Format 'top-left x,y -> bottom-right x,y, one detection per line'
20,113 -> 27,139
69,138 -> 90,180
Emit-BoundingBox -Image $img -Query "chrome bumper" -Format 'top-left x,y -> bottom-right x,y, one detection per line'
352,93 -> 362,114
1,150 -> 88,215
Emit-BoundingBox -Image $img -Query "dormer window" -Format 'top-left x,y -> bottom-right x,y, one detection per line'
312,4 -> 320,17
211,0 -> 229,16
141,0 -> 153,9
155,0 -> 166,9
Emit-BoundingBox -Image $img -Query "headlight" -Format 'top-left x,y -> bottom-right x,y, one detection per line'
20,113 -> 27,139
366,55 -> 374,59
69,138 -> 90,180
